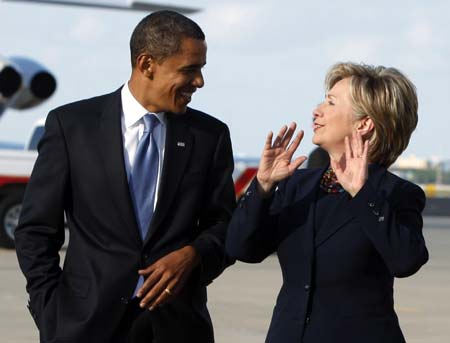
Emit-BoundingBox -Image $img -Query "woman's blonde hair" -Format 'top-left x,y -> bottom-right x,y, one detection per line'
325,62 -> 418,167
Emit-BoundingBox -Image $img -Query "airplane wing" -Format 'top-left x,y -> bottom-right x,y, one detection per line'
2,0 -> 200,14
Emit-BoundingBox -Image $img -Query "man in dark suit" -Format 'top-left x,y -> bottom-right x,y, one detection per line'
15,11 -> 235,343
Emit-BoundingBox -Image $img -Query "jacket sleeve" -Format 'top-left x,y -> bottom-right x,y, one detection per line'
14,110 -> 67,328
225,178 -> 285,263
350,180 -> 428,277
190,124 -> 237,285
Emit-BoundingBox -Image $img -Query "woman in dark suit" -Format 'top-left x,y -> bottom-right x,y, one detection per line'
226,62 -> 428,343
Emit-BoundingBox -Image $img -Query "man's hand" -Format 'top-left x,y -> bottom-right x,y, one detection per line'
136,246 -> 201,310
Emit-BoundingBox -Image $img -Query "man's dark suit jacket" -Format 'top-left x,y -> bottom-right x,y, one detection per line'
226,164 -> 428,343
15,88 -> 236,343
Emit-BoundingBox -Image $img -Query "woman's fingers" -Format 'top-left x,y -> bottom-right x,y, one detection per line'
280,122 -> 297,149
264,131 -> 274,151
272,125 -> 288,148
262,124 -> 304,172
362,139 -> 369,163
355,131 -> 364,158
344,136 -> 353,160
287,130 -> 304,157
290,155 -> 308,171
352,132 -> 359,158
270,122 -> 299,150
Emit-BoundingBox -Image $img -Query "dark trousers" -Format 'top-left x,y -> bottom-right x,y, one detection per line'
112,298 -> 154,343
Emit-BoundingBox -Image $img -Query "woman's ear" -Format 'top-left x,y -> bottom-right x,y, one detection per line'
135,54 -> 155,80
356,116 -> 374,137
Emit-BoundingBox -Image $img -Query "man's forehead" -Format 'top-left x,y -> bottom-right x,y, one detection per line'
179,38 -> 207,52
178,41 -> 206,61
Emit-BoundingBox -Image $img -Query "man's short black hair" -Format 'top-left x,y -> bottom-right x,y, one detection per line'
130,10 -> 205,67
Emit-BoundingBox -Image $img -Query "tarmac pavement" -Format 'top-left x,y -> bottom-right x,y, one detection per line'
1,216 -> 449,343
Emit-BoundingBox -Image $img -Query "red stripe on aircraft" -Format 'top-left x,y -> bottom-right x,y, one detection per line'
0,176 -> 30,187
234,167 -> 258,198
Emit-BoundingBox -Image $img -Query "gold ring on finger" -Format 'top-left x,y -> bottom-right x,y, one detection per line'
164,288 -> 172,296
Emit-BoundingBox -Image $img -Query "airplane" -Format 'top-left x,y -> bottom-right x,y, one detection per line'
0,0 -> 200,119
2,0 -> 199,14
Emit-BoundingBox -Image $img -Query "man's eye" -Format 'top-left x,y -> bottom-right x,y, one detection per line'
328,100 -> 335,105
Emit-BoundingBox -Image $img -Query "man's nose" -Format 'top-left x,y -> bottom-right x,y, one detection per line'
192,71 -> 204,88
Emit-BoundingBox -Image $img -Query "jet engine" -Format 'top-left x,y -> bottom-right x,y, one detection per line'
0,58 -> 22,103
0,56 -> 56,118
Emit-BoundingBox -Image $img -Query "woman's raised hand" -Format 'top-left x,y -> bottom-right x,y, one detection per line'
256,122 -> 307,194
330,131 -> 369,197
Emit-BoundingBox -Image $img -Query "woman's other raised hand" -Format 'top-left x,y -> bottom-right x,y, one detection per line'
330,131 -> 369,197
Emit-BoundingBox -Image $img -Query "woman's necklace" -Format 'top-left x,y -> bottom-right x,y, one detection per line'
319,167 -> 345,193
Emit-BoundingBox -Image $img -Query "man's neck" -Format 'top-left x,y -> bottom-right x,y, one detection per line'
127,78 -> 160,113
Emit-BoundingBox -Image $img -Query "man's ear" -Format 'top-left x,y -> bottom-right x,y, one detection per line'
356,116 -> 374,138
135,54 -> 155,80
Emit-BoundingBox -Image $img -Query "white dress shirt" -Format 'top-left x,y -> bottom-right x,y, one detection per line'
121,83 -> 166,209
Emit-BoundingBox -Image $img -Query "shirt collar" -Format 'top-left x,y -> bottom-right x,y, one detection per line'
121,82 -> 166,128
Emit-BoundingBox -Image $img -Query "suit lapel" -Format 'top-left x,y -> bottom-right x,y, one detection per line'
314,163 -> 387,247
98,89 -> 141,245
293,167 -> 326,204
286,167 -> 324,255
144,113 -> 193,244
314,195 -> 355,247
299,166 -> 328,264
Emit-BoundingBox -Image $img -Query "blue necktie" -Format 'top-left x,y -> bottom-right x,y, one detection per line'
130,114 -> 160,240
130,114 -> 159,297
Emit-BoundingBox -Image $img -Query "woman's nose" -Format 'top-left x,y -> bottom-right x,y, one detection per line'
313,105 -> 323,118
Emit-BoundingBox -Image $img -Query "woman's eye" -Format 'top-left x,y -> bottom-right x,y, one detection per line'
328,100 -> 335,105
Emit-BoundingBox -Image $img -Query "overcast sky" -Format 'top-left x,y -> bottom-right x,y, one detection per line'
0,0 -> 449,161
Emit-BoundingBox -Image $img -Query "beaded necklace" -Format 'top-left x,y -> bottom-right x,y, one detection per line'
319,167 -> 345,194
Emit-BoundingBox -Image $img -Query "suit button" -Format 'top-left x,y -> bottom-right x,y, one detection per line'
120,297 -> 129,305
305,316 -> 311,324
304,284 -> 311,291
